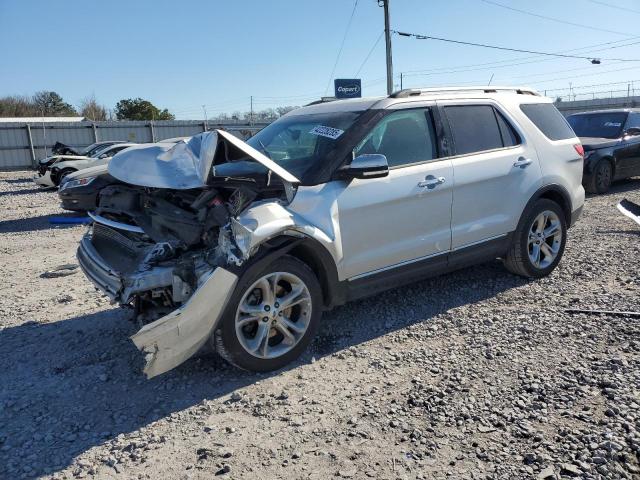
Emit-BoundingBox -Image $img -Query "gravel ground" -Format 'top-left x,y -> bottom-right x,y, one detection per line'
0,170 -> 639,480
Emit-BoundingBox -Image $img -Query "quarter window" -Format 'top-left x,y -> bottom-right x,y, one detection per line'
353,108 -> 438,167
520,103 -> 575,140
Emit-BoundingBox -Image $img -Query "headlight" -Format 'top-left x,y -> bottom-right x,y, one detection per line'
60,176 -> 96,191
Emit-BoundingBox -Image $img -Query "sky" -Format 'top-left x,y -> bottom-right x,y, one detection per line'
1,0 -> 640,119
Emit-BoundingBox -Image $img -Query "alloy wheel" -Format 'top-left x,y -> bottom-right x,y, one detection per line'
527,210 -> 562,269
235,272 -> 312,359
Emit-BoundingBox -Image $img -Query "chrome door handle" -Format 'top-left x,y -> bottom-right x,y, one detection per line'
418,175 -> 446,188
513,157 -> 533,168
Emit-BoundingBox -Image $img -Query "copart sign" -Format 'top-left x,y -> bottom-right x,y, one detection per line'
334,79 -> 362,99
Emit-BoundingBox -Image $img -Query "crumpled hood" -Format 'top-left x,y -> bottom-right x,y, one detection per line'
108,129 -> 299,190
579,137 -> 621,151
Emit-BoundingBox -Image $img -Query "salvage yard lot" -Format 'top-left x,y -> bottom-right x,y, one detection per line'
1,170 -> 639,480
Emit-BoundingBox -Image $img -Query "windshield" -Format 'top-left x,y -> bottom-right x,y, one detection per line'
567,112 -> 628,139
245,110 -> 364,179
89,144 -> 115,158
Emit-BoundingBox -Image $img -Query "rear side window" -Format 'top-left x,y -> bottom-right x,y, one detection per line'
445,105 -> 520,155
520,103 -> 575,140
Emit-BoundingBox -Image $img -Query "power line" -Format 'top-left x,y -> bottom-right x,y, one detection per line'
479,0 -> 633,36
355,30 -> 385,77
324,0 -> 359,96
394,31 -> 640,63
400,37 -> 640,76
586,0 -> 640,14
544,79 -> 640,92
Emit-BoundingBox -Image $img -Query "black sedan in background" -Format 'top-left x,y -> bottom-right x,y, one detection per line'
567,109 -> 640,193
58,165 -> 114,211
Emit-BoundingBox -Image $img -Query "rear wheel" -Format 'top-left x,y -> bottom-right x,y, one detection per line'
585,159 -> 613,194
504,199 -> 567,278
213,255 -> 322,372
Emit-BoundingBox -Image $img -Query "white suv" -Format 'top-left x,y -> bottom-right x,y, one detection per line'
77,86 -> 585,377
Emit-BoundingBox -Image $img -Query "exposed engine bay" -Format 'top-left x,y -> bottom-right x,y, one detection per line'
77,130 -> 304,377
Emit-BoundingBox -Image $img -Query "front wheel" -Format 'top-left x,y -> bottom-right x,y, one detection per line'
504,199 -> 567,278
213,255 -> 322,372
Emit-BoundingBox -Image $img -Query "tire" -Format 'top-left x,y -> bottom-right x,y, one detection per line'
504,199 -> 567,278
57,168 -> 76,186
585,159 -> 613,194
213,255 -> 322,372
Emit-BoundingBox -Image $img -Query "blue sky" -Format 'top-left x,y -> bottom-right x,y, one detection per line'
1,0 -> 640,119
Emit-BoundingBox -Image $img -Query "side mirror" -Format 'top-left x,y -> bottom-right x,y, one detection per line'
624,127 -> 640,137
338,154 -> 389,180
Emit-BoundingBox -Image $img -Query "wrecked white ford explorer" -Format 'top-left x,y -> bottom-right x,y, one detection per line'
78,88 -> 585,377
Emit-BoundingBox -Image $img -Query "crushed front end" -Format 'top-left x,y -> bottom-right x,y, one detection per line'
76,131 -> 300,377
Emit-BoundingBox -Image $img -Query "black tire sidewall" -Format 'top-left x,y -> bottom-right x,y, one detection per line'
594,159 -> 612,194
215,255 -> 322,372
517,199 -> 567,278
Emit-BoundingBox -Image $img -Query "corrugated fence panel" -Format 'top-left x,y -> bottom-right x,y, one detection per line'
0,120 -> 269,170
154,123 -> 205,140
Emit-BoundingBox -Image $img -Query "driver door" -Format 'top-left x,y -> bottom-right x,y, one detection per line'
335,106 -> 453,280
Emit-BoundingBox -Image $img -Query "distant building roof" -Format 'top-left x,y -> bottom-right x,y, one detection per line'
0,116 -> 85,123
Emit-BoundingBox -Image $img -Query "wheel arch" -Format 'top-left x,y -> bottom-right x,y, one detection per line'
527,184 -> 572,226
233,234 -> 342,311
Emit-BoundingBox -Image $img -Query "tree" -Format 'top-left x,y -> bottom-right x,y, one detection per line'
0,95 -> 37,117
276,106 -> 298,117
32,91 -> 77,116
114,97 -> 175,120
79,94 -> 107,121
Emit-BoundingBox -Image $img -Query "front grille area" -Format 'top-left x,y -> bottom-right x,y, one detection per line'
91,223 -> 150,274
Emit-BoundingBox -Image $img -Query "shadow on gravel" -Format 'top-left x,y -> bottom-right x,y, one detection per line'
0,214 -> 81,234
0,187 -> 51,197
586,177 -> 640,198
4,177 -> 34,184
0,260 -> 528,478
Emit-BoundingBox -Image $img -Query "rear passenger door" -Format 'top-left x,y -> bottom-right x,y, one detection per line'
440,102 -> 542,249
618,112 -> 640,177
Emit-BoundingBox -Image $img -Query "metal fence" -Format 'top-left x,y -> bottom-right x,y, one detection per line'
0,120 -> 268,170
554,95 -> 640,117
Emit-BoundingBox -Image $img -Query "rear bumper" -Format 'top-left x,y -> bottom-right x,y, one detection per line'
570,205 -> 583,227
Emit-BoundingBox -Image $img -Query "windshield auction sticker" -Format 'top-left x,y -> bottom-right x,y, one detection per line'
309,125 -> 344,140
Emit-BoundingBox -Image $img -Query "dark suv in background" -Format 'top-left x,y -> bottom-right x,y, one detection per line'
567,109 -> 640,193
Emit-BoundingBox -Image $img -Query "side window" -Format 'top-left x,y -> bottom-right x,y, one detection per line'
353,108 -> 438,167
495,110 -> 521,147
626,113 -> 640,130
444,105 -> 504,155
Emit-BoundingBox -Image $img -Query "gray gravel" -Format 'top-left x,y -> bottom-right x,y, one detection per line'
0,170 -> 639,480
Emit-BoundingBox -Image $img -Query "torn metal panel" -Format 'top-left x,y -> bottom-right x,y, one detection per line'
131,268 -> 238,378
108,130 -> 299,191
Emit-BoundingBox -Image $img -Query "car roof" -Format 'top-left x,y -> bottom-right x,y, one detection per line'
568,108 -> 640,116
288,86 -> 546,116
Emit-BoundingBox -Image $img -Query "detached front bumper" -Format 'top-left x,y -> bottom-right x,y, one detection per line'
33,170 -> 55,187
77,231 -> 238,377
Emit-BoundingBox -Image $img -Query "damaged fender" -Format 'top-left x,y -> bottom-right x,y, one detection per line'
130,268 -> 238,378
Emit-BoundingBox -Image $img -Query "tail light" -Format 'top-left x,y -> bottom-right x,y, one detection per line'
573,144 -> 584,157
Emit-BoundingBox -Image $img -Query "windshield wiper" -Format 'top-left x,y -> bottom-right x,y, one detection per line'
258,139 -> 272,159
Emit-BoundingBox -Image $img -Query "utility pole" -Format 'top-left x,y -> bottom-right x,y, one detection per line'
400,72 -> 403,90
202,105 -> 208,131
250,96 -> 254,125
379,0 -> 393,95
